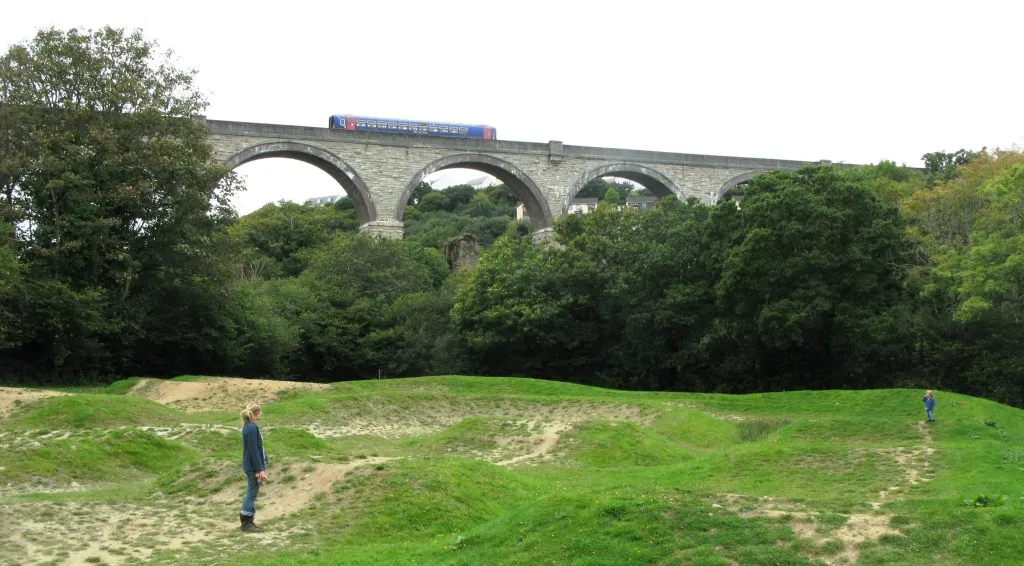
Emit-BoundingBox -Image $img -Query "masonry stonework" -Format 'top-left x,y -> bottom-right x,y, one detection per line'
203,119 -> 818,238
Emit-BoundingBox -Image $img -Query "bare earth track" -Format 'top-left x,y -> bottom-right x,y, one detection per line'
127,377 -> 331,413
0,387 -> 63,418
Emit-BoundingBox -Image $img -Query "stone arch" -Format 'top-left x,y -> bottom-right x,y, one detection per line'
716,171 -> 767,204
223,142 -> 376,225
397,153 -> 553,230
565,163 -> 681,214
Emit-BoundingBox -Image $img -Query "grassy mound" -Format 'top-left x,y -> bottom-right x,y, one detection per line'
7,394 -> 186,429
1,429 -> 196,484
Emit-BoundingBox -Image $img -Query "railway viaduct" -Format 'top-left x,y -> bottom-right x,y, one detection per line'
203,118 -> 828,239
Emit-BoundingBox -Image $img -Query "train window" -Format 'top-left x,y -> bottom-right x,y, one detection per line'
356,121 -> 366,127
429,125 -> 438,131
399,123 -> 407,130
388,122 -> 397,128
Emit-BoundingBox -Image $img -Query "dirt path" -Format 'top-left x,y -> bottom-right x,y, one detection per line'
304,400 -> 652,440
0,387 -> 63,419
1,459 -> 395,566
718,420 -> 936,565
494,421 -> 571,466
209,458 -> 396,520
128,377 -> 331,413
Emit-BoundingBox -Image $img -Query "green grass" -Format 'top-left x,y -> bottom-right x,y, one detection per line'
3,376 -> 1024,565
556,421 -> 690,468
0,429 -> 196,483
102,377 -> 143,395
7,394 -> 186,429
170,375 -> 213,382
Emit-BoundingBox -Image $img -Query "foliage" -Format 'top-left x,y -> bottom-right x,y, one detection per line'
404,183 -> 523,248
455,164 -> 919,394
227,200 -> 358,279
710,165 -> 914,391
0,27 -> 237,382
243,233 -> 453,380
575,177 -> 649,199
922,148 -> 986,184
962,494 -> 1008,508
603,186 -> 621,206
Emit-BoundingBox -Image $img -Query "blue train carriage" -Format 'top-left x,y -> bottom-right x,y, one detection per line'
328,115 -> 496,140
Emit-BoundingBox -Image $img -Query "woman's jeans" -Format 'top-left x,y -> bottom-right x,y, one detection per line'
241,471 -> 260,516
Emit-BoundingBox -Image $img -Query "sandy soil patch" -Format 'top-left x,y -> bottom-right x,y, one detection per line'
494,421 -> 572,466
305,399 -> 653,440
0,459 -> 394,566
0,387 -> 63,419
661,401 -> 748,421
210,458 -> 395,520
128,377 -> 331,413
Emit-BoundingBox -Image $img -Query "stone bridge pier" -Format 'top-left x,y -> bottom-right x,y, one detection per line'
203,118 -> 821,239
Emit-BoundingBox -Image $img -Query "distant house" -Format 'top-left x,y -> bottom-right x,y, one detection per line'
515,202 -> 529,221
306,194 -> 343,205
625,196 -> 658,211
515,196 -> 660,220
567,198 -> 599,215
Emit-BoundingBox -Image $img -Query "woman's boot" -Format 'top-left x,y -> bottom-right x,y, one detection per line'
240,513 -> 261,533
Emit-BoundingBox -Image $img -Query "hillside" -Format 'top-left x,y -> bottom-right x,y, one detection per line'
1,376 -> 1022,565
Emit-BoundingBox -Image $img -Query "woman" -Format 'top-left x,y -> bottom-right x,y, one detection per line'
240,403 -> 269,532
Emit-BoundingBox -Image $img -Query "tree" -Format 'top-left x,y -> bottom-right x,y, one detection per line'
417,192 -> 450,213
442,184 -> 478,210
0,27 -> 238,381
0,239 -> 20,349
407,181 -> 433,205
922,148 -> 986,184
575,178 -> 636,200
404,187 -> 520,249
924,164 -> 1024,404
279,234 -> 450,380
228,200 -> 357,278
603,187 -> 621,206
711,165 -> 914,390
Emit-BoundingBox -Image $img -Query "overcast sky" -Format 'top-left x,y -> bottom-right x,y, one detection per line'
4,1 -> 1023,215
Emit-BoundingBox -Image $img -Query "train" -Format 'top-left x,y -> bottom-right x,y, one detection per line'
328,115 -> 497,140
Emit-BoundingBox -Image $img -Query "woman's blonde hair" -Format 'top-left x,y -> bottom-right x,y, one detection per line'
241,403 -> 261,427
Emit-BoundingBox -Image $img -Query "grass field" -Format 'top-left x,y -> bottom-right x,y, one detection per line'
1,375 -> 1023,565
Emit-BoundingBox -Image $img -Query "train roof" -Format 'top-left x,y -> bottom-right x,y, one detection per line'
331,114 -> 493,127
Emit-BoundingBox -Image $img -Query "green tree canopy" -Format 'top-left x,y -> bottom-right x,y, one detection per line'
227,200 -> 357,278
0,26 -> 239,380
603,187 -> 621,206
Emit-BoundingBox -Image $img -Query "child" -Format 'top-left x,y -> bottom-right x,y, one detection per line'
923,390 -> 936,423
239,403 -> 269,533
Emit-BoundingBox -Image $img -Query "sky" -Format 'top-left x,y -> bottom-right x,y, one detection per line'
3,0 -> 1023,215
